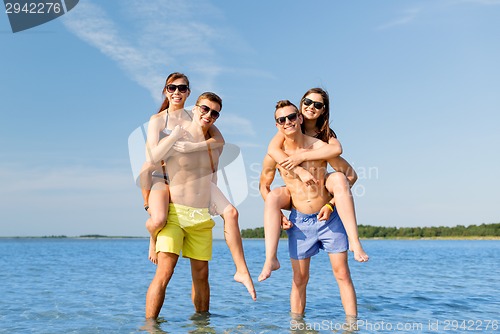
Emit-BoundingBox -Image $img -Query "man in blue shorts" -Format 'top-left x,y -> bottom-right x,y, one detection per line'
259,100 -> 358,318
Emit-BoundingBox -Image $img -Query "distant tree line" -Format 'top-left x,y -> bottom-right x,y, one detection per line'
240,227 -> 287,239
241,223 -> 499,239
357,223 -> 499,238
38,235 -> 139,238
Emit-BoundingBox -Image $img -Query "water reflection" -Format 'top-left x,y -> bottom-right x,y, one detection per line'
140,317 -> 169,334
188,312 -> 216,333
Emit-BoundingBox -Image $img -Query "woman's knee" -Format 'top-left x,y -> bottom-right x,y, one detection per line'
147,212 -> 167,230
326,172 -> 349,190
223,205 -> 238,220
265,187 -> 291,208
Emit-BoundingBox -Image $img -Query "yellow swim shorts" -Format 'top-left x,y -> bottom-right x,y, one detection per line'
156,203 -> 215,261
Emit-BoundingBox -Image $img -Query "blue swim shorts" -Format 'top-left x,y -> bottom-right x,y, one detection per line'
286,208 -> 348,260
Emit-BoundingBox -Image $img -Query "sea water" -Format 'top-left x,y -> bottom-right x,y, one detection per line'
0,238 -> 498,333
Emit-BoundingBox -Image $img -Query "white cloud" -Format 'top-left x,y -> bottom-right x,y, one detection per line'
376,1 -> 500,31
457,0 -> 500,4
0,164 -> 133,193
216,114 -> 256,136
62,0 -> 270,103
377,8 -> 421,30
0,163 -> 144,236
62,2 -> 165,102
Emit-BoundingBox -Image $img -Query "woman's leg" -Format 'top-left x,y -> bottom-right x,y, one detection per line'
209,183 -> 256,300
325,172 -> 368,262
258,186 -> 292,282
145,180 -> 169,264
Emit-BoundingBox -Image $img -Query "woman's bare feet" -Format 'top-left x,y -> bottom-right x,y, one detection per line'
349,240 -> 369,262
148,237 -> 158,265
233,271 -> 256,301
258,257 -> 281,282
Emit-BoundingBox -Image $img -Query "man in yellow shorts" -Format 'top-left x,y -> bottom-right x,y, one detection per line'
145,92 -> 256,320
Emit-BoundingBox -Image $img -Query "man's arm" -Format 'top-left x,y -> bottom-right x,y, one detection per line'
267,132 -> 318,186
173,124 -> 225,153
206,124 -> 225,150
280,136 -> 342,170
259,155 -> 278,201
267,132 -> 287,164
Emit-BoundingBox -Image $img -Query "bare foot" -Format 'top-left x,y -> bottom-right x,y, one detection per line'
350,241 -> 369,262
234,271 -> 256,301
258,257 -> 280,282
148,237 -> 158,265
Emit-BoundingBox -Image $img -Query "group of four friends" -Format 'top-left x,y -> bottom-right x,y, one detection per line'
139,72 -> 369,322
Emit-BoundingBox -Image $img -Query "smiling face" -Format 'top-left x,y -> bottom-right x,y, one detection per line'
164,77 -> 190,109
300,92 -> 325,121
275,105 -> 302,135
194,98 -> 221,129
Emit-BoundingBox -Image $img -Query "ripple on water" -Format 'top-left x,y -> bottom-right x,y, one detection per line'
1,239 -> 499,333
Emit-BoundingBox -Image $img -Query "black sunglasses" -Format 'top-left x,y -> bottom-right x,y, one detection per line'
165,84 -> 189,93
197,105 -> 220,120
275,112 -> 298,125
303,98 -> 324,110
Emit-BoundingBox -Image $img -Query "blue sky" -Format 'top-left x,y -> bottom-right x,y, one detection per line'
1,0 -> 499,238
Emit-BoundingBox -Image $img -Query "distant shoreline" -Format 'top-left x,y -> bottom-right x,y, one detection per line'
0,236 -> 148,239
0,236 -> 498,240
241,223 -> 499,239
240,236 -> 500,241
363,236 -> 500,240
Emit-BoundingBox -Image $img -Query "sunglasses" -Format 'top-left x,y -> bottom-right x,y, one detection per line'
275,112 -> 298,125
197,104 -> 220,120
303,98 -> 324,110
165,84 -> 189,93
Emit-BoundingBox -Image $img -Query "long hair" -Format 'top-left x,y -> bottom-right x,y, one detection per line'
157,72 -> 190,113
299,87 -> 337,141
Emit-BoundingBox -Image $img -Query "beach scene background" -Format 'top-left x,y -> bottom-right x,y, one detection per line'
1,0 -> 499,239
1,1 -> 499,333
